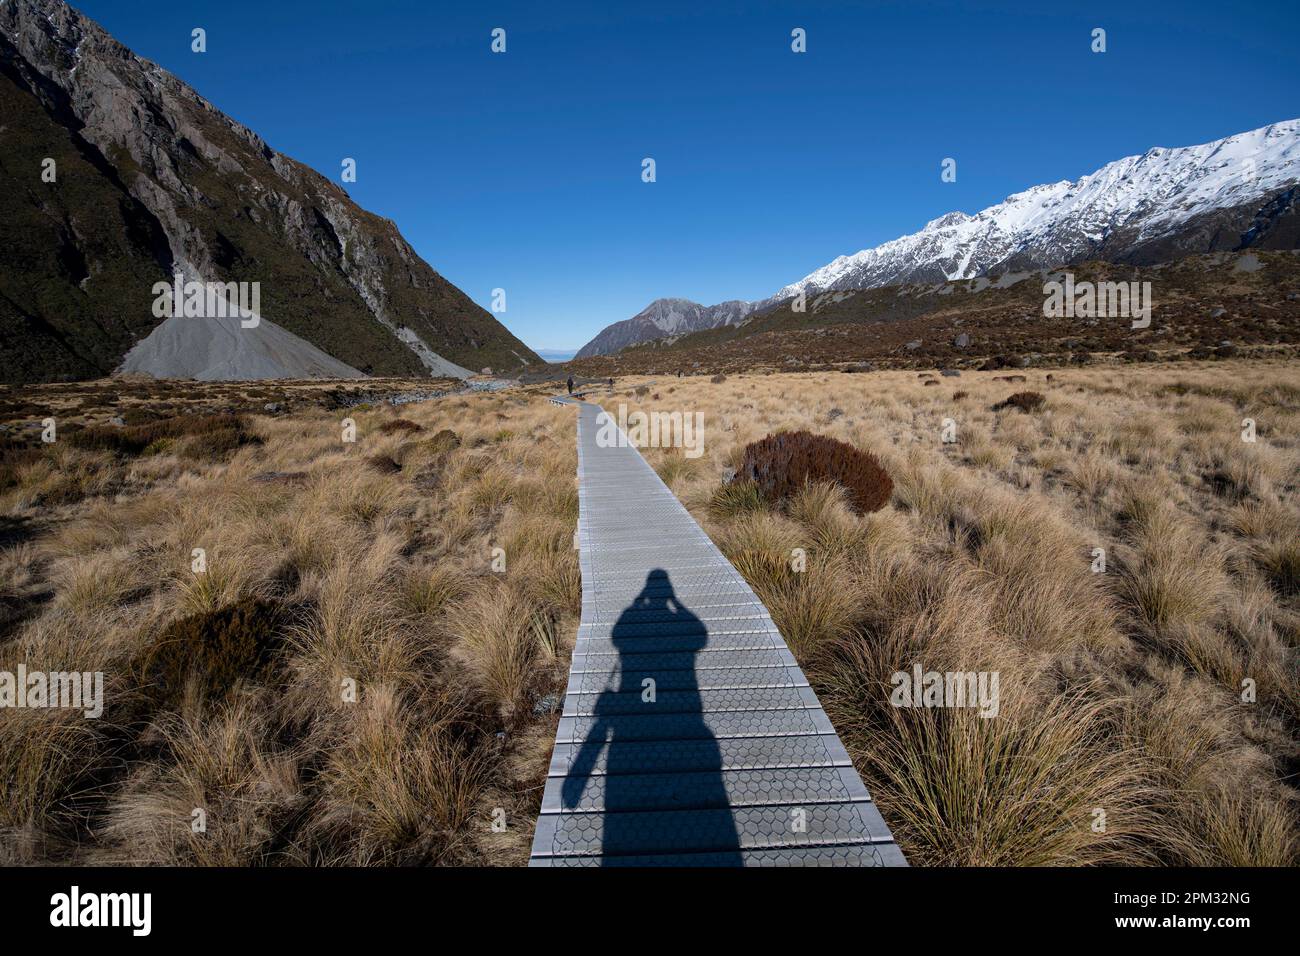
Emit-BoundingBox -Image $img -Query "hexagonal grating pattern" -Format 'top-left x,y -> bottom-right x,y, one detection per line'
533,398 -> 906,867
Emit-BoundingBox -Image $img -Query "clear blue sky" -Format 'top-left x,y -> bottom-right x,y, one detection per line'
75,0 -> 1300,350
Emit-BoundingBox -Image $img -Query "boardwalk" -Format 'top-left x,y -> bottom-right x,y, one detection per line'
530,397 -> 906,866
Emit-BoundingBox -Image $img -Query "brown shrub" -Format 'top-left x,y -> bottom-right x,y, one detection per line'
175,425 -> 255,460
732,430 -> 893,514
378,418 -> 424,435
994,391 -> 1046,413
137,598 -> 286,711
118,406 -> 165,426
366,454 -> 402,475
68,413 -> 259,459
710,374 -> 727,384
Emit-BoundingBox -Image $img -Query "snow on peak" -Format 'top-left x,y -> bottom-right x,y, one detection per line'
577,120 -> 1300,358
772,119 -> 1300,301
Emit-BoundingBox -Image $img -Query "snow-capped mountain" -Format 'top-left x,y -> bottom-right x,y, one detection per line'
576,120 -> 1300,357
574,298 -> 755,359
770,120 -> 1300,302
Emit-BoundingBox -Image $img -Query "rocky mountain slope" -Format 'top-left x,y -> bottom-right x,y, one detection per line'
577,120 -> 1300,357
0,0 -> 539,384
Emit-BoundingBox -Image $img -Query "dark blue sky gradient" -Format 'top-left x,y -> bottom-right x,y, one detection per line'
74,0 -> 1300,349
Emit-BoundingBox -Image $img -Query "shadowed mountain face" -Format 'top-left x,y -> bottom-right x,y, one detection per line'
0,0 -> 541,384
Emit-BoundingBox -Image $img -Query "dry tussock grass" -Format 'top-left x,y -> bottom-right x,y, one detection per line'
5,359 -> 1296,867
0,389 -> 578,865
606,359 -> 1299,866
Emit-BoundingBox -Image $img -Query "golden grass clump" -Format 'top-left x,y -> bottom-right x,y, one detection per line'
602,359 -> 1300,866
0,387 -> 578,866
4,359 -> 1297,867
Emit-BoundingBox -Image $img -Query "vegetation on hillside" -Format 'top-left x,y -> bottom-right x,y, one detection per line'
566,252 -> 1300,378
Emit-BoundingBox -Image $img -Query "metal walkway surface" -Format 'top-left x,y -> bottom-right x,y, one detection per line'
530,397 -> 906,866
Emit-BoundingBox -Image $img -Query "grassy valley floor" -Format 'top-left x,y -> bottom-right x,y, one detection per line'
1,382 -> 578,864
600,359 -> 1299,865
1,358 -> 1297,865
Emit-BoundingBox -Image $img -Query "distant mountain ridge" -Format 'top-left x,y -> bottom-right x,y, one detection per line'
0,0 -> 540,383
574,297 -> 756,359
565,250 -> 1300,376
575,119 -> 1300,357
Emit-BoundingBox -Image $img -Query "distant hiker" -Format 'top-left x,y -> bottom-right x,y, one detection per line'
567,376 -> 574,395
